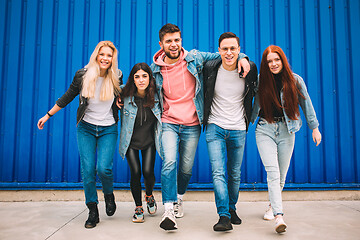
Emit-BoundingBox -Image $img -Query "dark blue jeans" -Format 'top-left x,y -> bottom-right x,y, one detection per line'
77,120 -> 118,204
206,123 -> 246,218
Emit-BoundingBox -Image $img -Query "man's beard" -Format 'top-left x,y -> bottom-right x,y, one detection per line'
164,49 -> 181,59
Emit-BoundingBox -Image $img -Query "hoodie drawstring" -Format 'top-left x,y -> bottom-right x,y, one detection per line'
181,63 -> 186,91
139,98 -> 147,126
165,66 -> 171,94
165,62 -> 186,94
140,99 -> 143,126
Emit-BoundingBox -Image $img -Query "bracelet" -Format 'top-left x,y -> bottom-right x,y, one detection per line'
47,112 -> 53,117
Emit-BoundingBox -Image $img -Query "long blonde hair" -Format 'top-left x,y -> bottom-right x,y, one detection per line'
81,41 -> 120,101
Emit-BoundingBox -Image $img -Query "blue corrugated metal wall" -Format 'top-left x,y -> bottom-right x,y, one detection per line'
1,0 -> 359,190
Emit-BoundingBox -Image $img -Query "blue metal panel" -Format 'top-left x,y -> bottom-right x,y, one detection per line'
182,0 -> 194,49
349,0 -> 360,183
334,0 -> 355,183
2,0 -> 23,182
318,0 -> 337,183
1,182 -> 360,191
16,0 -> 33,182
0,0 -> 359,190
304,0 -> 323,183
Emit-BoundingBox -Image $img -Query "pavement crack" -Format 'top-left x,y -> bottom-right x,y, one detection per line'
333,201 -> 360,213
45,208 -> 87,239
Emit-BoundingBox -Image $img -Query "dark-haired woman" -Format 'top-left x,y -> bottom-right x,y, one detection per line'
119,62 -> 162,223
251,45 -> 322,233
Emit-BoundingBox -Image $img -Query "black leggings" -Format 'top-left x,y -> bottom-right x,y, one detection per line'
126,144 -> 156,206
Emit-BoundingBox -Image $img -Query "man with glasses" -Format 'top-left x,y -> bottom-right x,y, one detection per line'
151,24 -> 250,231
203,32 -> 257,231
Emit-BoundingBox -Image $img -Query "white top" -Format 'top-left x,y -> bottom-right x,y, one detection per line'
208,65 -> 246,130
82,77 -> 115,126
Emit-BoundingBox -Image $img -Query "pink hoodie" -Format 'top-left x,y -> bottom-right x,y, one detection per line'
153,48 -> 200,126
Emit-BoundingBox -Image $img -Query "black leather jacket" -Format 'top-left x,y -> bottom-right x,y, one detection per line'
203,60 -> 257,131
56,68 -> 123,125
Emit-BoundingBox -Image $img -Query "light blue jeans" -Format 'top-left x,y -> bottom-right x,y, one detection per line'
255,118 -> 295,215
206,124 -> 246,218
77,120 -> 118,204
160,122 -> 201,203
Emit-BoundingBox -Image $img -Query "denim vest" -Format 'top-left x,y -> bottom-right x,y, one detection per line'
251,73 -> 319,134
150,50 -> 247,125
118,94 -> 162,159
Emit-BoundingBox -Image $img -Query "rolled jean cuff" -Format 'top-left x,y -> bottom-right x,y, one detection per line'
219,213 -> 231,218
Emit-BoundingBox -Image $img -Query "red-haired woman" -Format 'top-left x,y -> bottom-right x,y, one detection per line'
251,45 -> 322,233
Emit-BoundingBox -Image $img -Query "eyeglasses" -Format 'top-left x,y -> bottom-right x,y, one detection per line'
219,47 -> 239,53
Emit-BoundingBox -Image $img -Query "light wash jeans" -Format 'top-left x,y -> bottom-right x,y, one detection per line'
160,122 -> 201,203
77,120 -> 118,204
255,118 -> 295,215
205,124 -> 246,218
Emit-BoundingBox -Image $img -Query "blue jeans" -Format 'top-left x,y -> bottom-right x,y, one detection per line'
160,122 -> 201,203
255,118 -> 295,215
206,124 -> 246,218
77,120 -> 118,204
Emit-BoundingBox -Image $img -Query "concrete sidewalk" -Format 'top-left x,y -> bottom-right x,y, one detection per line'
1,200 -> 359,240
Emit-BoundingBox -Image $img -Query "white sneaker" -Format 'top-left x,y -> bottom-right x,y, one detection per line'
264,206 -> 275,220
275,217 -> 287,233
174,199 -> 184,218
159,209 -> 177,230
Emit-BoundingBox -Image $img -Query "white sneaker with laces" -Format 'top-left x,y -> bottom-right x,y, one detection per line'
159,209 -> 177,230
174,199 -> 184,218
275,217 -> 287,233
264,206 -> 275,220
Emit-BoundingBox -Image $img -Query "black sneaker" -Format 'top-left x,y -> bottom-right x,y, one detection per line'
229,208 -> 242,225
132,206 -> 145,223
145,194 -> 157,215
213,216 -> 233,232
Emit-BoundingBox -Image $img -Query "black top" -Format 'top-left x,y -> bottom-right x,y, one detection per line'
129,95 -> 157,150
259,73 -> 284,119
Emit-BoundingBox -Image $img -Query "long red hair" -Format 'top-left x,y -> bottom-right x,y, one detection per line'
258,45 -> 304,122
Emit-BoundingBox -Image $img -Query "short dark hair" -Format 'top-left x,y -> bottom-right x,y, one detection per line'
159,23 -> 181,41
218,32 -> 240,47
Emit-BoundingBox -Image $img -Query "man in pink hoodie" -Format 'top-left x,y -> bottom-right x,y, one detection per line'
150,23 -> 250,231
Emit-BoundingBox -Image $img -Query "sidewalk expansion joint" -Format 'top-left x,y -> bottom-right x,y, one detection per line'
333,201 -> 360,213
45,208 -> 87,239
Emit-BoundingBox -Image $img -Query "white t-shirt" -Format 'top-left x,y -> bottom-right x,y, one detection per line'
82,77 -> 115,126
208,65 -> 246,130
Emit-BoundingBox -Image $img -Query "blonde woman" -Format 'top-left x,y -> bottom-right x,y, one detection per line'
37,41 -> 122,228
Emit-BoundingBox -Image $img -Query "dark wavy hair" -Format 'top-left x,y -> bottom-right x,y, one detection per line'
159,23 -> 181,41
258,45 -> 305,122
122,62 -> 156,108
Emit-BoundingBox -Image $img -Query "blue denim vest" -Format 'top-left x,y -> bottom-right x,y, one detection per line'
118,94 -> 162,159
151,49 -> 248,125
251,73 -> 319,134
